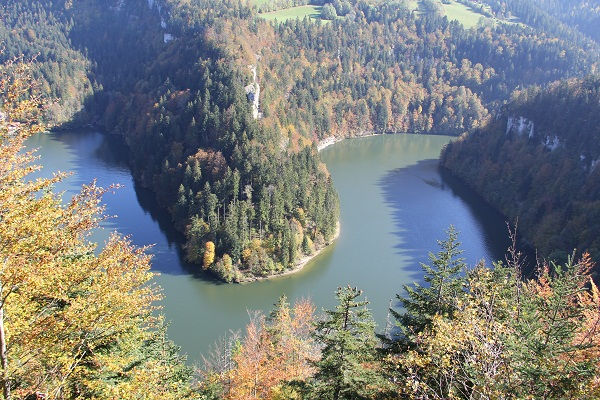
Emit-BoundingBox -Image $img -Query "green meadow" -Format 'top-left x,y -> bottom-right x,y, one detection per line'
440,1 -> 486,29
259,5 -> 323,23
412,0 -> 504,29
254,1 -> 504,29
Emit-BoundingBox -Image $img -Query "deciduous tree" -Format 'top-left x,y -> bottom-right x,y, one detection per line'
0,57 -> 192,400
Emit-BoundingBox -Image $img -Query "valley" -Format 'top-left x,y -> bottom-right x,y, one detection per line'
3,0 -> 600,397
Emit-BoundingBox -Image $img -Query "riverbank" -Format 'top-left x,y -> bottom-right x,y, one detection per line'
317,131 -> 458,152
317,136 -> 343,151
317,132 -> 403,152
240,222 -> 341,283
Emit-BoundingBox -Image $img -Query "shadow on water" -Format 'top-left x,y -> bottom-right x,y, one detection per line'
48,131 -> 223,282
132,184 -> 225,284
378,159 -> 512,283
439,167 -> 538,277
378,158 -> 515,320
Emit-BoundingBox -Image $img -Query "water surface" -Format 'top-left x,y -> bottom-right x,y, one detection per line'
30,131 -> 509,363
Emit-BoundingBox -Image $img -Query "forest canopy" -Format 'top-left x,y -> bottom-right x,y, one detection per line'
4,0 -> 600,279
442,76 -> 600,266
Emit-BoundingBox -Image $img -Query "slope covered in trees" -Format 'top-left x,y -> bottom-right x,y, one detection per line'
477,0 -> 600,45
5,0 -> 600,281
0,0 -> 95,124
2,0 -> 340,281
191,0 -> 599,140
441,76 -> 600,264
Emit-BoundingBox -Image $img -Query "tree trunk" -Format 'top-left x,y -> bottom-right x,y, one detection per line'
0,281 -> 10,400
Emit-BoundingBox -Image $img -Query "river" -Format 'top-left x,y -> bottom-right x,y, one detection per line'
29,131 -> 509,363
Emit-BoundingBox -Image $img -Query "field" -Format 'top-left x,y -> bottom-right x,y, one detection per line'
259,5 -> 323,23
256,1 -> 500,28
408,0 -> 498,29
440,1 -> 486,29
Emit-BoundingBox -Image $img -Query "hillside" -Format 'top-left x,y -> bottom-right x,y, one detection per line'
3,0 -> 340,282
5,0 -> 600,280
5,0 -> 600,398
441,76 -> 600,264
230,0 -> 599,140
477,0 -> 600,45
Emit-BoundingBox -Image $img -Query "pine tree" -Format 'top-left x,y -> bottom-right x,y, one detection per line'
309,286 -> 383,400
388,226 -> 467,350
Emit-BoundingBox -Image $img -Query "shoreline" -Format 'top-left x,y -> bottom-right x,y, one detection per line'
317,136 -> 343,151
317,132 -> 397,152
240,222 -> 341,283
317,130 -> 455,152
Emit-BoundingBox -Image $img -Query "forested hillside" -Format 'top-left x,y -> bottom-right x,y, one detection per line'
169,0 -> 599,140
3,0 -> 340,281
251,1 -> 598,139
476,0 -> 600,45
0,0 -> 94,124
442,76 -> 600,264
5,0 -> 600,280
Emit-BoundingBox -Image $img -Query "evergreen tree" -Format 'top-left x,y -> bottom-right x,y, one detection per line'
388,226 -> 467,350
309,286 -> 383,400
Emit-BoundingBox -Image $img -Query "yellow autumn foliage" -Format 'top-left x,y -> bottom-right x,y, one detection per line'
203,241 -> 216,268
0,57 -> 192,399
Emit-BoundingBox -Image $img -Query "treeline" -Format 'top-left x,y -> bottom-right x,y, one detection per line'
441,76 -> 600,264
196,228 -> 600,399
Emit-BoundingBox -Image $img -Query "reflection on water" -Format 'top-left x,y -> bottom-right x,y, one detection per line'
31,131 -> 510,363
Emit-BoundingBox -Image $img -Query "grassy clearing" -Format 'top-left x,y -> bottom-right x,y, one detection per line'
404,0 -> 420,12
440,1 -> 486,29
259,5 -> 323,23
251,0 -> 272,7
256,0 -> 512,28
411,0 -> 490,29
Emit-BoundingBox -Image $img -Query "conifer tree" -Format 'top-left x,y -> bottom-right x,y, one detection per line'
309,286 -> 383,400
388,226 -> 467,350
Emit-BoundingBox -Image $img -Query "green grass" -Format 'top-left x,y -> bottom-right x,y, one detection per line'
404,0 -> 420,11
252,0 -> 272,6
259,5 -> 323,23
256,0 -> 511,28
411,0 -> 490,29
439,1 -> 486,29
